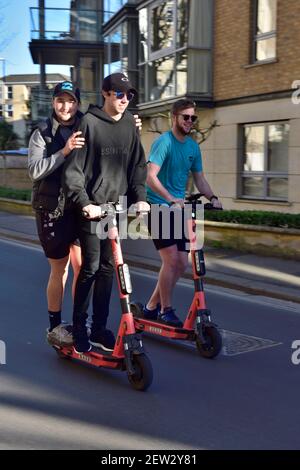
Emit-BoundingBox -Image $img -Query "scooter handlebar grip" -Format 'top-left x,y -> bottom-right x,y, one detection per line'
204,203 -> 223,211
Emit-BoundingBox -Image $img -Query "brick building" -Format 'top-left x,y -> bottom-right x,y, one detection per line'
208,0 -> 300,212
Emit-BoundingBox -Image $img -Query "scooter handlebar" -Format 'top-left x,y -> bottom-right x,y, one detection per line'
184,195 -> 223,211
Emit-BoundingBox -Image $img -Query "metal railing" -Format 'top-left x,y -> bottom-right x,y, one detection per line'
30,7 -> 113,42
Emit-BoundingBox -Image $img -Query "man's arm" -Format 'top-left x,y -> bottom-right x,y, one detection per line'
28,129 -> 65,181
147,163 -> 185,206
62,120 -> 91,210
127,135 -> 147,204
28,128 -> 85,182
192,171 -> 222,208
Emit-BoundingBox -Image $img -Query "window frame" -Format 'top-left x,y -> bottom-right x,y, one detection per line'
239,121 -> 289,202
252,0 -> 277,64
148,0 -> 176,61
5,104 -> 13,118
138,0 -> 189,104
7,85 -> 13,100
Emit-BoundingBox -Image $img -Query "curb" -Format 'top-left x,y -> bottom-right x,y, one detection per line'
0,198 -> 34,216
1,212 -> 299,306
123,256 -> 300,305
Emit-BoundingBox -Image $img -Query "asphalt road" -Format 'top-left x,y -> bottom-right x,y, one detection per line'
0,238 -> 300,450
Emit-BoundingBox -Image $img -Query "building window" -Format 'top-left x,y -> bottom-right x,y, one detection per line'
0,104 -> 3,117
6,104 -> 13,118
138,0 -> 213,104
253,0 -> 277,62
104,0 -> 126,22
240,122 -> 289,201
104,22 -> 128,76
150,1 -> 174,54
7,85 -> 13,100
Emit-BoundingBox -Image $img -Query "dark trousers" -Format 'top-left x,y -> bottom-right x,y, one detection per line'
73,220 -> 114,335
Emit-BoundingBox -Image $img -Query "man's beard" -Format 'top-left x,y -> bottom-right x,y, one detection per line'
175,122 -> 190,136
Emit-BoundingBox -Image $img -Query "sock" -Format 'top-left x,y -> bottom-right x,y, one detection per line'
146,303 -> 161,311
48,311 -> 61,331
146,305 -> 157,312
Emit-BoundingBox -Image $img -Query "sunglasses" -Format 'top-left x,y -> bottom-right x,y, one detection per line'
178,114 -> 198,123
114,91 -> 135,101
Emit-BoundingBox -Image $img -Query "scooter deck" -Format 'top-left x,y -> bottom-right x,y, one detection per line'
134,316 -> 195,340
52,344 -> 125,370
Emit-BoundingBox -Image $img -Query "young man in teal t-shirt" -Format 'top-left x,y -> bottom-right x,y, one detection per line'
144,98 -> 222,327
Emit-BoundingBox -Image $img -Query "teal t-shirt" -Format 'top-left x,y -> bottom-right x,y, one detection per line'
146,130 -> 203,204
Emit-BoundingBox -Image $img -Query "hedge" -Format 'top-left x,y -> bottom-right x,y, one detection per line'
205,209 -> 300,229
0,186 -> 31,202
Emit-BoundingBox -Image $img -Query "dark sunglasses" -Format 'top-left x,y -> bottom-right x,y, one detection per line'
114,91 -> 135,101
178,114 -> 198,123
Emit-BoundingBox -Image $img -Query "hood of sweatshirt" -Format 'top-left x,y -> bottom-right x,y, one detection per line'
86,104 -> 133,125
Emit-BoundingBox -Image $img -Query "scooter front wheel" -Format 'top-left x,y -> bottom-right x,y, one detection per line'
127,353 -> 153,391
130,301 -> 144,317
195,326 -> 222,359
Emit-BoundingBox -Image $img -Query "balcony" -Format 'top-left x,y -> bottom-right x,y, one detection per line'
29,7 -> 111,65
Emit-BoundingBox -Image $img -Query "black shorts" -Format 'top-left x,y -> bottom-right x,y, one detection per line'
147,206 -> 190,252
35,209 -> 80,259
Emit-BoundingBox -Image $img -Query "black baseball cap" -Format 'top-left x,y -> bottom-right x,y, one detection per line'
102,73 -> 137,95
53,81 -> 81,102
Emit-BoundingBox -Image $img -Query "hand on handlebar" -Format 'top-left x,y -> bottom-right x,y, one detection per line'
210,198 -> 222,209
82,204 -> 102,219
170,198 -> 185,208
135,201 -> 151,217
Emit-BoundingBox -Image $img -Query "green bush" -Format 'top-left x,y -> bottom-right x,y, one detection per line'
204,209 -> 300,229
0,186 -> 31,201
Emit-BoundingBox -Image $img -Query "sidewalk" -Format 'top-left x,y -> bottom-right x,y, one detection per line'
0,210 -> 300,304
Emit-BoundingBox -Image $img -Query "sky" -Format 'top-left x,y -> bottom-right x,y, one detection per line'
0,0 -> 71,78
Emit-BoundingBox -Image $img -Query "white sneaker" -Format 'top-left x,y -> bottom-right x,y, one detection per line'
47,323 -> 73,346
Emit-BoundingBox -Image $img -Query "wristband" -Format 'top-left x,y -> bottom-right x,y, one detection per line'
209,195 -> 218,202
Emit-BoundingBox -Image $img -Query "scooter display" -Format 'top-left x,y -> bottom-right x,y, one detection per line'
131,194 -> 222,359
48,203 -> 153,391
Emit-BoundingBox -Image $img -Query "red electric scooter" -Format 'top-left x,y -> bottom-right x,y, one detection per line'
48,203 -> 153,391
131,194 -> 222,359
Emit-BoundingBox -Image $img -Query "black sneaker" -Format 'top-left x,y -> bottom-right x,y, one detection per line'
143,303 -> 161,320
89,329 -> 116,351
158,307 -> 183,328
73,330 -> 92,354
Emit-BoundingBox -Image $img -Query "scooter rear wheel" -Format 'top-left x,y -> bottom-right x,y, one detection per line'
127,353 -> 153,391
196,326 -> 222,359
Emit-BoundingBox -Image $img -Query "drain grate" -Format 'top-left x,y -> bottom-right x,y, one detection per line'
220,329 -> 281,356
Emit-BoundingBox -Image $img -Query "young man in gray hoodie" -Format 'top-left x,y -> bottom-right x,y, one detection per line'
63,73 -> 149,353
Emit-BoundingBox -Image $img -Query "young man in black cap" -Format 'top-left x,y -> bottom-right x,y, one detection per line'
28,81 -> 85,345
63,73 -> 149,353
